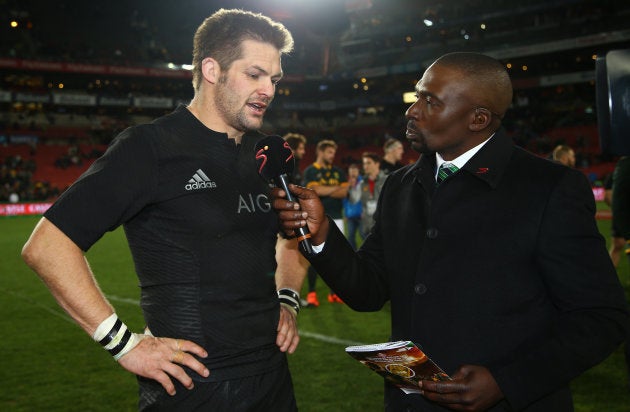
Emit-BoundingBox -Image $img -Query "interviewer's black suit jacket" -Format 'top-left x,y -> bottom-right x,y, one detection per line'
310,130 -> 629,411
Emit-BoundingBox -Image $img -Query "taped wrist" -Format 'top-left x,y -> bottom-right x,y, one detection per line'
277,288 -> 301,316
92,313 -> 145,361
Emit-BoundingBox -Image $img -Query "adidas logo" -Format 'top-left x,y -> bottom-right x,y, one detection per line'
185,169 -> 217,191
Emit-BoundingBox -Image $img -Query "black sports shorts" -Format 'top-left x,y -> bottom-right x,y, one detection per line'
138,360 -> 297,411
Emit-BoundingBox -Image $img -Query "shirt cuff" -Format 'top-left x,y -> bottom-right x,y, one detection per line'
312,242 -> 325,254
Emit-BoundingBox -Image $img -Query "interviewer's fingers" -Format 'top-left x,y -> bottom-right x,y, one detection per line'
418,379 -> 467,409
419,379 -> 465,397
272,197 -> 302,212
271,184 -> 317,204
273,210 -> 308,239
277,210 -> 308,226
270,187 -> 286,200
418,365 -> 503,411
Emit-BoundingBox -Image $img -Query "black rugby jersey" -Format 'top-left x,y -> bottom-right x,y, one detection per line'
45,106 -> 283,380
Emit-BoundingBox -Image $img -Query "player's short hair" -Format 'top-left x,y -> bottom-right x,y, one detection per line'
192,8 -> 294,90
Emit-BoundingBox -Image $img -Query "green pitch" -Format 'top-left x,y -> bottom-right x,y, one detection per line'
1,213 -> 628,411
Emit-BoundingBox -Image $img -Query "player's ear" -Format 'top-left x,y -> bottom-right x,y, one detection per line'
201,57 -> 220,84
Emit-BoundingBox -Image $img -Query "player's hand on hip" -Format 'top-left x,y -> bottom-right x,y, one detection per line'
117,336 -> 209,396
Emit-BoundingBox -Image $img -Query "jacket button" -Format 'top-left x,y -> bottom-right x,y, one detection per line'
426,228 -> 438,238
414,283 -> 427,295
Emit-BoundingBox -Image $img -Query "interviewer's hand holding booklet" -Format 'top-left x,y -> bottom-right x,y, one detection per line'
345,341 -> 451,394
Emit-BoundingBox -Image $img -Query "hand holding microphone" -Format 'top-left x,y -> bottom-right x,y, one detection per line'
255,135 -> 315,255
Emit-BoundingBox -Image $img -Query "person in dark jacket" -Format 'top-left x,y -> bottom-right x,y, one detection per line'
272,52 -> 629,411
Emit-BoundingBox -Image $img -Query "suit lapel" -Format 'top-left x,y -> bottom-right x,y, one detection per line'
462,129 -> 515,189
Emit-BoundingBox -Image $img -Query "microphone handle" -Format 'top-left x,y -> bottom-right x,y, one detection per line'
276,173 -> 314,255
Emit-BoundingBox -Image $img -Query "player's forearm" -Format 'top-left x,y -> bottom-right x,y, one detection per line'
274,236 -> 308,292
22,217 -> 114,336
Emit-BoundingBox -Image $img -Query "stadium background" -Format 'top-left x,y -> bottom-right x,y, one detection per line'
1,0 -> 630,410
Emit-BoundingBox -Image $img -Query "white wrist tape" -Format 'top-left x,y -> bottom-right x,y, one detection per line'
92,313 -> 118,341
113,332 -> 145,361
92,313 -> 143,361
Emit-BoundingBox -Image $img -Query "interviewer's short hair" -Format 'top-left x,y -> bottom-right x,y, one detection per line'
433,52 -> 513,118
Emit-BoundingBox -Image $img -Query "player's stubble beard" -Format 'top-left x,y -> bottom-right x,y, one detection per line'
215,73 -> 269,133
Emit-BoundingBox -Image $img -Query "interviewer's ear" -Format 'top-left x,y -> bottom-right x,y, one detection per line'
469,107 -> 491,131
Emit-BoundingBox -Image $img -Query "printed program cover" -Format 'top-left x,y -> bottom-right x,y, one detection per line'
345,341 -> 451,394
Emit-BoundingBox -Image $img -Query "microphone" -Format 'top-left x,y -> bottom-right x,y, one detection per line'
255,135 -> 314,255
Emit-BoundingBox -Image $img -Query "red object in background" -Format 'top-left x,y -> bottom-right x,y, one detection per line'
0,203 -> 52,216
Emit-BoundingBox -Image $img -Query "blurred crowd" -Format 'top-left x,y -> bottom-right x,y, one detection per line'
1,0 -> 626,203
0,153 -> 59,202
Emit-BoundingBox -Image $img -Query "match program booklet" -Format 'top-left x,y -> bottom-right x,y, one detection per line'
345,341 -> 451,394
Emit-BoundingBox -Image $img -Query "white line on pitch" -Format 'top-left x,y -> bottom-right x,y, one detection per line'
106,294 -> 365,346
3,290 -> 366,346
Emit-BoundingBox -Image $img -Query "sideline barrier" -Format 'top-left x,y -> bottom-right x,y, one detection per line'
0,191 -> 604,216
0,202 -> 52,216
0,190 -> 606,217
